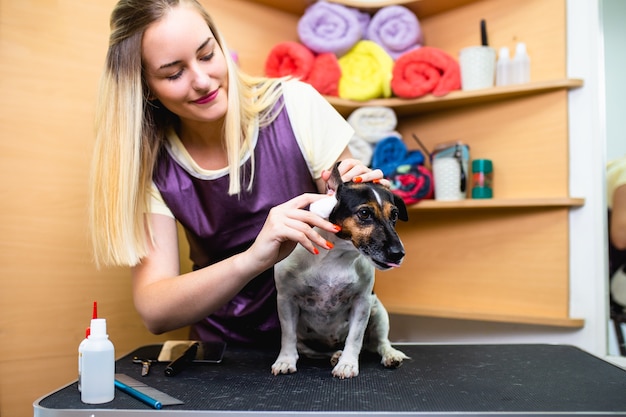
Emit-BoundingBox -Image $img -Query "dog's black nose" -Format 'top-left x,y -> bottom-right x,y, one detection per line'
388,247 -> 405,264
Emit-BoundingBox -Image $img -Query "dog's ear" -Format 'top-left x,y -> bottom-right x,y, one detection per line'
327,162 -> 344,193
393,194 -> 409,221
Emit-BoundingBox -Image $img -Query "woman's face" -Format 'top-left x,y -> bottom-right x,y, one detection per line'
141,5 -> 228,125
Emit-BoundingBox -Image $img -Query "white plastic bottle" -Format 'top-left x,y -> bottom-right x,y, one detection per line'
77,327 -> 90,392
512,42 -> 530,84
81,318 -> 115,404
495,46 -> 512,86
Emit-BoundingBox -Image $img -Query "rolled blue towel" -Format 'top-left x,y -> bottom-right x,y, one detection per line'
371,136 -> 425,176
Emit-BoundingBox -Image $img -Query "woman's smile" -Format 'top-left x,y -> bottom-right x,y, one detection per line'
193,89 -> 219,105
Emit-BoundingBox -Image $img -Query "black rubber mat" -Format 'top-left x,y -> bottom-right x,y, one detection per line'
37,344 -> 626,414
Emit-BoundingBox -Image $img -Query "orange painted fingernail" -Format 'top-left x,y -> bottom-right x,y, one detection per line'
353,176 -> 363,183
326,241 -> 334,249
373,179 -> 381,184
333,224 -> 342,232
313,248 -> 320,255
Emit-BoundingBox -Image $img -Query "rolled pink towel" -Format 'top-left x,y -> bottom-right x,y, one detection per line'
297,1 -> 366,56
305,53 -> 341,96
366,5 -> 422,60
391,46 -> 461,98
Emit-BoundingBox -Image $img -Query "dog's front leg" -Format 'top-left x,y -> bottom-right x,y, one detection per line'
367,297 -> 409,368
271,295 -> 300,375
332,296 -> 372,379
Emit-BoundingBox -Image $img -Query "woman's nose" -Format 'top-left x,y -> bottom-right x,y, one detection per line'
190,63 -> 211,90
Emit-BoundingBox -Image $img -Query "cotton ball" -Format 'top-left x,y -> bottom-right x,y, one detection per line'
309,195 -> 337,220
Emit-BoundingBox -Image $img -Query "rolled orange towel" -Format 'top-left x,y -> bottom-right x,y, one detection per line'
391,47 -> 461,98
265,41 -> 315,80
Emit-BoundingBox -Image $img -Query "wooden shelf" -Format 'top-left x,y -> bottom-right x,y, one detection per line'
244,0 -> 585,332
327,79 -> 584,116
246,0 -> 480,17
385,304 -> 586,328
409,197 -> 585,211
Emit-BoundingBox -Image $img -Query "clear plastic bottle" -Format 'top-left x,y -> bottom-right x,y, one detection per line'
495,47 -> 512,86
512,42 -> 530,84
81,318 -> 115,404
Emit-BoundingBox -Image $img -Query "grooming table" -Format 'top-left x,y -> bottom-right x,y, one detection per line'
34,343 -> 626,416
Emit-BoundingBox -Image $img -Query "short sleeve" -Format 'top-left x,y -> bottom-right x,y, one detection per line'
608,156 -> 626,209
282,80 -> 354,179
149,182 -> 175,218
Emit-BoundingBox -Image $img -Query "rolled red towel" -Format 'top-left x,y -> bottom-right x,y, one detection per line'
391,46 -> 461,98
304,53 -> 341,96
265,41 -> 315,80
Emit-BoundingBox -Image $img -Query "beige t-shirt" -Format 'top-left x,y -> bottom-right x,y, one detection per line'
608,155 -> 626,209
150,80 -> 353,217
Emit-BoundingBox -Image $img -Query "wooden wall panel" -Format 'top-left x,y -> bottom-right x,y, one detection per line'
421,0 -> 566,81
375,208 -> 572,325
0,1 -> 298,416
398,90 -> 570,199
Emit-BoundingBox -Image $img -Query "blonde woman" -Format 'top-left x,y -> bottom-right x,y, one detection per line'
90,0 -> 382,347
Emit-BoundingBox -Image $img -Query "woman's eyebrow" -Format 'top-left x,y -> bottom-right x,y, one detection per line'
157,37 -> 212,70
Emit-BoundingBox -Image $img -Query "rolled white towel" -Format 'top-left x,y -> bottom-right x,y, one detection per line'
348,134 -> 374,166
347,106 -> 399,144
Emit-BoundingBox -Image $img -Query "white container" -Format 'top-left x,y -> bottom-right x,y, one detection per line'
77,328 -> 89,392
433,158 -> 467,201
495,47 -> 512,86
511,42 -> 530,84
81,318 -> 115,404
432,143 -> 469,201
459,46 -> 496,91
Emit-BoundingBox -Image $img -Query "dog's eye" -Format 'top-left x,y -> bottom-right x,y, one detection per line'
357,208 -> 372,221
390,209 -> 399,223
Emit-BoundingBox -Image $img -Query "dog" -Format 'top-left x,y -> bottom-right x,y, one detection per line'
271,164 -> 409,379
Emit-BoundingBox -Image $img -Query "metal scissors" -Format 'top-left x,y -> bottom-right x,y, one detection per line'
132,356 -> 157,377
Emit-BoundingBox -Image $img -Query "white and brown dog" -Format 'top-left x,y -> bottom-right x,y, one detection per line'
271,164 -> 409,379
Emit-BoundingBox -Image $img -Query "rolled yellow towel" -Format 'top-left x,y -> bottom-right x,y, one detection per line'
338,40 -> 393,101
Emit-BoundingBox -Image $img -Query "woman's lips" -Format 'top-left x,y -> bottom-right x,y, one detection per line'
193,89 -> 218,104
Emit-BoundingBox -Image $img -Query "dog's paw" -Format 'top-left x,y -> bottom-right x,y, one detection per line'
330,350 -> 343,367
381,346 -> 410,369
271,356 -> 298,375
332,360 -> 359,379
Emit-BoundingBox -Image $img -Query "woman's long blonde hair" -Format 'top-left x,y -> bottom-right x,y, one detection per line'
90,0 -> 284,267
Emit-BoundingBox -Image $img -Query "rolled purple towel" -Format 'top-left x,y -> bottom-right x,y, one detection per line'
366,5 -> 423,60
297,1 -> 366,56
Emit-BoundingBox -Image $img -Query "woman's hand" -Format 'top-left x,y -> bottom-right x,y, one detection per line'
321,158 -> 390,189
245,193 -> 340,271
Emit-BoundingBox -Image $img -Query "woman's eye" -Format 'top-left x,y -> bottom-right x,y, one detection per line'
200,52 -> 214,62
166,70 -> 183,81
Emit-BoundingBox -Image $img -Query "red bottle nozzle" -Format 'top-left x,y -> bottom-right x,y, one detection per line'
92,301 -> 98,319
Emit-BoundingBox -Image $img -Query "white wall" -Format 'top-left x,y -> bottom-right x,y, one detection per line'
390,0 -> 611,359
602,0 -> 626,358
603,0 -> 626,161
